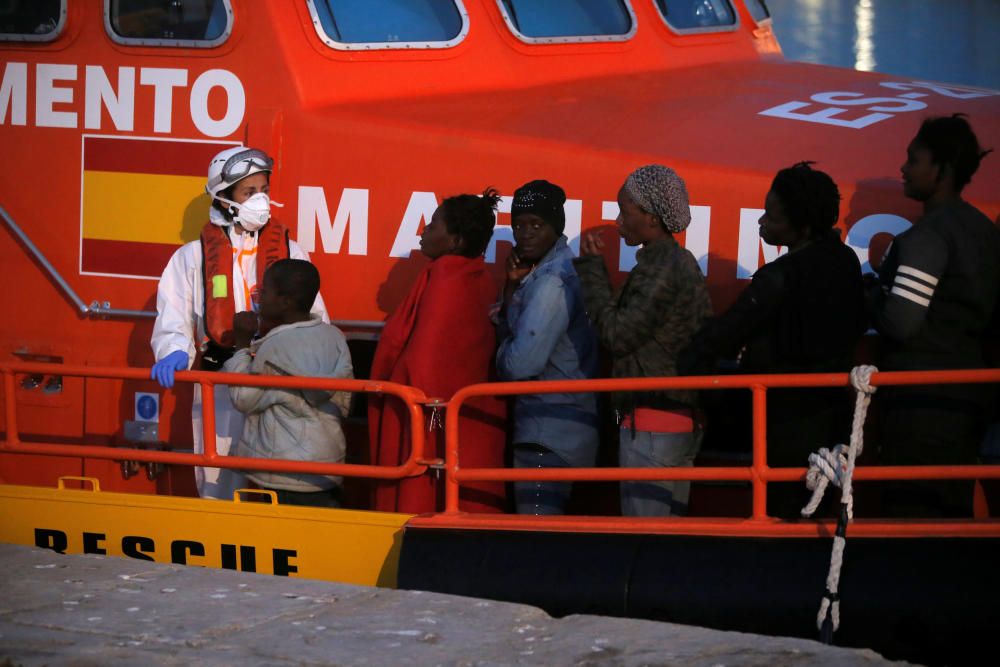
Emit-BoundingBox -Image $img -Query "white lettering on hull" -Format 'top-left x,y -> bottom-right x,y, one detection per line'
391,191 -> 438,258
296,188 -> 913,279
1,62 -> 246,137
85,66 -> 135,131
485,196 -> 514,264
760,80 -> 996,129
845,214 -> 911,274
0,62 -> 27,125
297,186 -> 370,256
36,63 -> 77,128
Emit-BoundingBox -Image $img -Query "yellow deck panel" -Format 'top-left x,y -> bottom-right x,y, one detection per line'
0,481 -> 413,587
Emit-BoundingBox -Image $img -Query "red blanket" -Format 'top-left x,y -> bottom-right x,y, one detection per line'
369,255 -> 507,513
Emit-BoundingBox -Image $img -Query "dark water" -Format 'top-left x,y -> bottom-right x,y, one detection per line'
766,0 -> 1000,90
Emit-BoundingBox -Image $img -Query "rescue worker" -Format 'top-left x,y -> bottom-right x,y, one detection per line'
150,146 -> 328,500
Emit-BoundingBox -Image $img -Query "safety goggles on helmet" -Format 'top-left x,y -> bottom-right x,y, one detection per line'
206,148 -> 273,195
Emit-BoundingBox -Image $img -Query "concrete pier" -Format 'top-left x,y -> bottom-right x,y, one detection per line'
0,544 -> 906,665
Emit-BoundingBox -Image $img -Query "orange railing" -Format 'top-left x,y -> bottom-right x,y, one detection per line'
438,368 -> 1000,536
1,361 -> 431,481
3,362 -> 1000,537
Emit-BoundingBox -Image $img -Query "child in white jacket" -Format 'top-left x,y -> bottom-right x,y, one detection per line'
224,259 -> 353,508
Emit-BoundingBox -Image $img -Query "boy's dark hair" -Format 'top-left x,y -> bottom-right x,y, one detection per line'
266,259 -> 319,312
439,188 -> 501,257
770,161 -> 841,238
914,114 -> 992,193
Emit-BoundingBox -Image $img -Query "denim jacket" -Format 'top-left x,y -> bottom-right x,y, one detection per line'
497,237 -> 600,466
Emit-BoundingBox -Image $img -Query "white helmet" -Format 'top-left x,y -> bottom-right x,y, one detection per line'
205,146 -> 273,198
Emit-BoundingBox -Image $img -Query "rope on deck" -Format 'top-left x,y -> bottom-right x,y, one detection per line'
801,365 -> 878,642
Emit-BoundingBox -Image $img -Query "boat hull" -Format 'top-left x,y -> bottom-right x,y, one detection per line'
398,526 -> 999,665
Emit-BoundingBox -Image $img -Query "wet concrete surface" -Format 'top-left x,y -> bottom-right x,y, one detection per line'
0,543 -> 910,666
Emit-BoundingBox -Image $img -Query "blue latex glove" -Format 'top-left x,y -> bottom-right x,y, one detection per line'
151,350 -> 189,389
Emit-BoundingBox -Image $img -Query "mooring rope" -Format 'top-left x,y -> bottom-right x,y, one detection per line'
800,365 -> 878,642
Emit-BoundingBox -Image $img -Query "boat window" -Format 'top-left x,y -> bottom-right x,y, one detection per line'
497,0 -> 636,43
744,0 -> 770,23
0,0 -> 65,42
307,0 -> 468,51
654,0 -> 738,32
105,0 -> 232,47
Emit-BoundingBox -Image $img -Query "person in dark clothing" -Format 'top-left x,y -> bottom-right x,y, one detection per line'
867,114 -> 999,518
680,162 -> 865,517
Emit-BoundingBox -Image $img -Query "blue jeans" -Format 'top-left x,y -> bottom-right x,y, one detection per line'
513,443 -> 572,515
619,428 -> 701,517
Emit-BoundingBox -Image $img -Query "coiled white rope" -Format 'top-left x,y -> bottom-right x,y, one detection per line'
800,365 -> 878,640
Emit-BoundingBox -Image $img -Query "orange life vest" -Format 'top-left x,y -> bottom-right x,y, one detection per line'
200,220 -> 290,348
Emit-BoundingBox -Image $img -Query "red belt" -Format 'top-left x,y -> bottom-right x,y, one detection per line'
620,407 -> 693,433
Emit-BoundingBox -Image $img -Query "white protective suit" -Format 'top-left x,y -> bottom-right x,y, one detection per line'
151,211 -> 329,499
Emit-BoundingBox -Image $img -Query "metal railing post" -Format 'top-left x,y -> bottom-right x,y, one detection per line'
200,380 -> 217,462
3,368 -> 19,446
444,395 -> 462,514
404,391 -> 430,476
751,384 -> 769,520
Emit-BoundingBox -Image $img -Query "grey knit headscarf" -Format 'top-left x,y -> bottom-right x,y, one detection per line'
623,164 -> 691,233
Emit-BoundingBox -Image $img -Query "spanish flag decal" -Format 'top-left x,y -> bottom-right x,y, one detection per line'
80,136 -> 237,278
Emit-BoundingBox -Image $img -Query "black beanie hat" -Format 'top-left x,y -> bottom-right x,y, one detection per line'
511,180 -> 567,235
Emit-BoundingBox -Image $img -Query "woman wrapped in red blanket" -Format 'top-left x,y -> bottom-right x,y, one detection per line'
369,189 -> 507,513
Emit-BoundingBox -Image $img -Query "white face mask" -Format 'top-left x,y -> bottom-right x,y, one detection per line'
216,192 -> 283,232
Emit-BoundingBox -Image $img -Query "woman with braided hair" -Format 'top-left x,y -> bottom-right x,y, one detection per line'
680,162 -> 865,517
576,164 -> 712,517
369,189 -> 507,514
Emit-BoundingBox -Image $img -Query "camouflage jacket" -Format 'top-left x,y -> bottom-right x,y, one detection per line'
574,236 -> 712,412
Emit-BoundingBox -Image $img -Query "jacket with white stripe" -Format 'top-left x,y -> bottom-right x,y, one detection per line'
872,200 -> 1000,371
